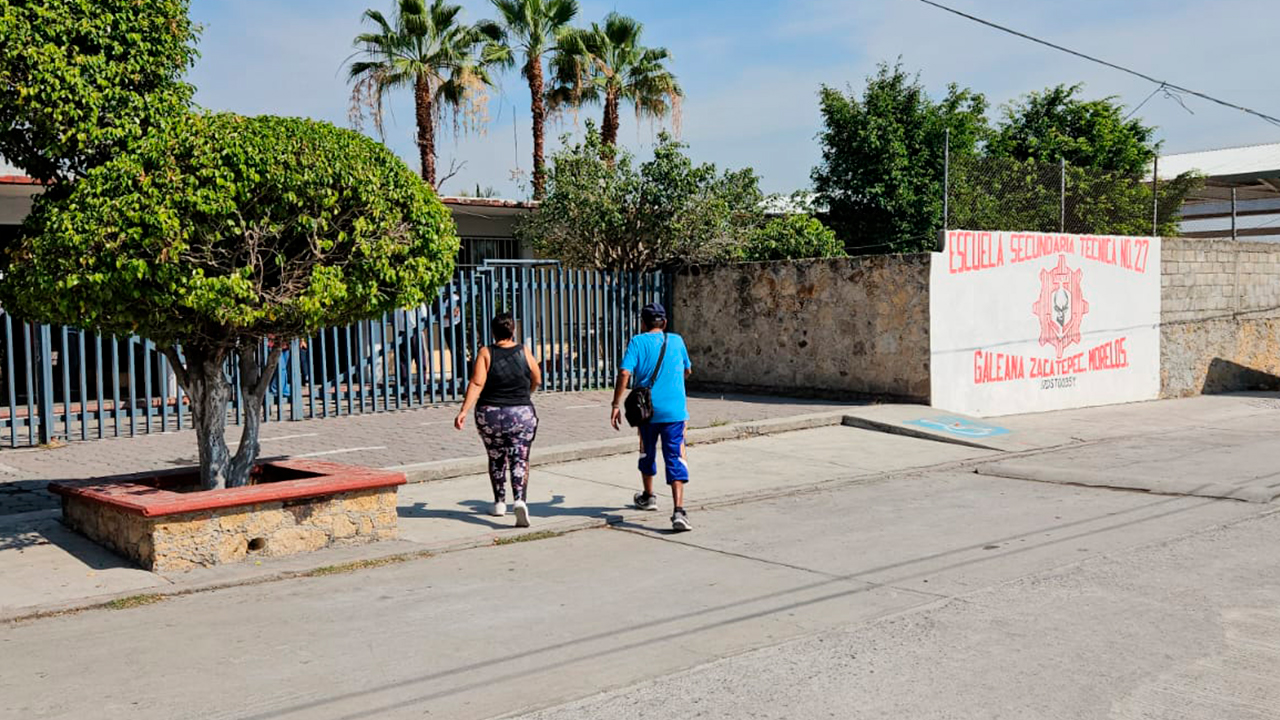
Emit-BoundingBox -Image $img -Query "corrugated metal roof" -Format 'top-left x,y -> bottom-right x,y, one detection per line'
1159,142 -> 1280,181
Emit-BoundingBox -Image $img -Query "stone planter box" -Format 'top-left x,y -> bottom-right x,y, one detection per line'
49,459 -> 405,572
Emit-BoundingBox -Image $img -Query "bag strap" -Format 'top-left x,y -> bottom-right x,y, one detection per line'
645,333 -> 669,388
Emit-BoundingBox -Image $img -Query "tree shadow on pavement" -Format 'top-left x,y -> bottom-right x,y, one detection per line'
0,516 -> 139,571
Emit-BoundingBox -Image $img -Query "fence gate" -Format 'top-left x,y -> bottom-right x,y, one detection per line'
1,263 -> 670,448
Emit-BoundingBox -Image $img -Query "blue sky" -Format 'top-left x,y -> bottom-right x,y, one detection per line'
189,0 -> 1280,199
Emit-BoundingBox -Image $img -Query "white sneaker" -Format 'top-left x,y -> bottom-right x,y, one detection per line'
513,500 -> 530,528
671,508 -> 692,532
491,501 -> 507,517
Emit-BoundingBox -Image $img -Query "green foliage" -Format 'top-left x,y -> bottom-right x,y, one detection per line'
988,84 -> 1155,175
4,112 -> 458,490
738,215 -> 845,262
480,0 -> 580,197
518,124 -> 760,271
3,113 -> 458,347
952,84 -> 1202,236
813,64 -> 1202,250
348,0 -> 504,185
811,62 -> 988,254
547,12 -> 682,147
0,0 -> 198,183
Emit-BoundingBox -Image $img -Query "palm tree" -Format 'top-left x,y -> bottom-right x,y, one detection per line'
482,0 -> 579,199
549,12 -> 682,150
348,0 -> 502,188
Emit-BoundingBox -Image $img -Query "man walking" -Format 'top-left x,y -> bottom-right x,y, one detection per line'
610,303 -> 694,531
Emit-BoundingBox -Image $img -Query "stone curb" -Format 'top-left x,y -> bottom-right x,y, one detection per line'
387,411 -> 850,483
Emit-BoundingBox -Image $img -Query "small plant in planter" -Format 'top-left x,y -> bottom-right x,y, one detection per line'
2,112 -> 459,490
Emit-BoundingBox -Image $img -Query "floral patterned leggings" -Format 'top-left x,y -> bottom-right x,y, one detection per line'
474,405 -> 539,503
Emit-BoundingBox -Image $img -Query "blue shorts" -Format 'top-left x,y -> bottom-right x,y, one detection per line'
638,421 -> 689,484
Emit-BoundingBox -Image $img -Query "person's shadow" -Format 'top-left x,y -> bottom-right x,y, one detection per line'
399,494 -> 629,528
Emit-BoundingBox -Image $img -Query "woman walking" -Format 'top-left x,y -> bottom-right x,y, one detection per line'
454,314 -> 542,527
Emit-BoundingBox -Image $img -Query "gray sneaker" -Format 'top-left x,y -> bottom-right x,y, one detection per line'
634,491 -> 659,511
671,508 -> 692,532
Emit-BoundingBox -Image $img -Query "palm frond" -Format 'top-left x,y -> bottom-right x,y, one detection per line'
601,12 -> 643,47
548,0 -> 578,28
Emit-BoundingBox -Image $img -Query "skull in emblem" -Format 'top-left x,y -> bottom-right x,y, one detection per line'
1052,286 -> 1071,330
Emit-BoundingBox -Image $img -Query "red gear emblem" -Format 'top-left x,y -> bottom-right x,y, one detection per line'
1032,254 -> 1088,359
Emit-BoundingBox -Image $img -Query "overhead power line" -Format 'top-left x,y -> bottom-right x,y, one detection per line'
917,0 -> 1280,129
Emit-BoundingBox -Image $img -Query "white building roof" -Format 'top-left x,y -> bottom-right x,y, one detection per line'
1158,142 -> 1280,183
0,156 -> 23,177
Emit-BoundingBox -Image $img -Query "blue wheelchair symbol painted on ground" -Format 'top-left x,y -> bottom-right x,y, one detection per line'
905,416 -> 1010,438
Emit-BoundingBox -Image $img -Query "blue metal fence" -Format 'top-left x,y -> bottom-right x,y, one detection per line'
1,263 -> 669,448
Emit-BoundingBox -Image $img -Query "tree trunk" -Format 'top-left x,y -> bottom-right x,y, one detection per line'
228,343 -> 281,487
414,75 -> 436,187
163,344 -> 232,490
601,87 -> 620,151
161,342 -> 280,491
529,59 -> 547,199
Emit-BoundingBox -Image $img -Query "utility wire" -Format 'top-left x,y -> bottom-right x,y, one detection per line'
917,0 -> 1280,128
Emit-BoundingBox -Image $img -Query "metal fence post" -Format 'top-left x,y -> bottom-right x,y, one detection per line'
1151,155 -> 1159,236
943,127 -> 950,232
1059,157 -> 1066,233
288,338 -> 302,420
35,324 -> 56,445
1231,187 -> 1238,241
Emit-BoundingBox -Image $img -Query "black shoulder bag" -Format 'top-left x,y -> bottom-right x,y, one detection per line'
624,333 -> 668,427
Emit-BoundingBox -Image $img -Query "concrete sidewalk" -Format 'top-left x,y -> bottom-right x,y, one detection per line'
0,423 -> 992,621
0,390 -> 850,516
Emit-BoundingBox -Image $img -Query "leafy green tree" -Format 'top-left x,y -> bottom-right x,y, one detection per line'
518,123 -> 760,271
548,12 -> 682,149
988,84 -> 1155,175
982,84 -> 1201,235
811,62 -> 988,254
739,215 -> 845,262
0,0 -> 199,184
1,114 -> 458,490
482,0 -> 579,198
348,0 -> 503,188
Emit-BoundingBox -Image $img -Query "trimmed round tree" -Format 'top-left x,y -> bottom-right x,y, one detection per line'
0,0 -> 198,183
1,113 -> 458,489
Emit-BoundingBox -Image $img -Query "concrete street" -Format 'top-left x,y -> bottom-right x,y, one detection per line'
2,395 -> 1280,719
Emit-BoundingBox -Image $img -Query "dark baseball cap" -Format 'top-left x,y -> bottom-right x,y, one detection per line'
641,302 -> 666,321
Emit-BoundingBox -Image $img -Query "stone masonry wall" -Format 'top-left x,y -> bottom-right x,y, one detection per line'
1161,237 -> 1280,397
671,255 -> 931,401
63,487 -> 399,572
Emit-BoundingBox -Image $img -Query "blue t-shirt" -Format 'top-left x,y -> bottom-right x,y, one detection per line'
621,332 -> 692,424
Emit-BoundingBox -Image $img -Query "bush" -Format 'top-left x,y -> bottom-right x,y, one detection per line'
739,215 -> 844,262
519,124 -> 761,271
2,113 -> 458,488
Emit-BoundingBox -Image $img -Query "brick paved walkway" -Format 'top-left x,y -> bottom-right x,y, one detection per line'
0,391 -> 850,516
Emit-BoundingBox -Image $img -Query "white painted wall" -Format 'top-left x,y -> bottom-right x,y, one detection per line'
0,184 -> 38,225
930,230 -> 1161,417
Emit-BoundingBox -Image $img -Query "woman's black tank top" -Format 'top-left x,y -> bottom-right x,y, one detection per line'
478,344 -> 532,407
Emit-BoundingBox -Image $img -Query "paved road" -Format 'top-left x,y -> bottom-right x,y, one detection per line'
2,407 -> 1277,720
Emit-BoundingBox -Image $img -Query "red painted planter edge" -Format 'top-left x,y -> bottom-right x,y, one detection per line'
48,459 -> 406,518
